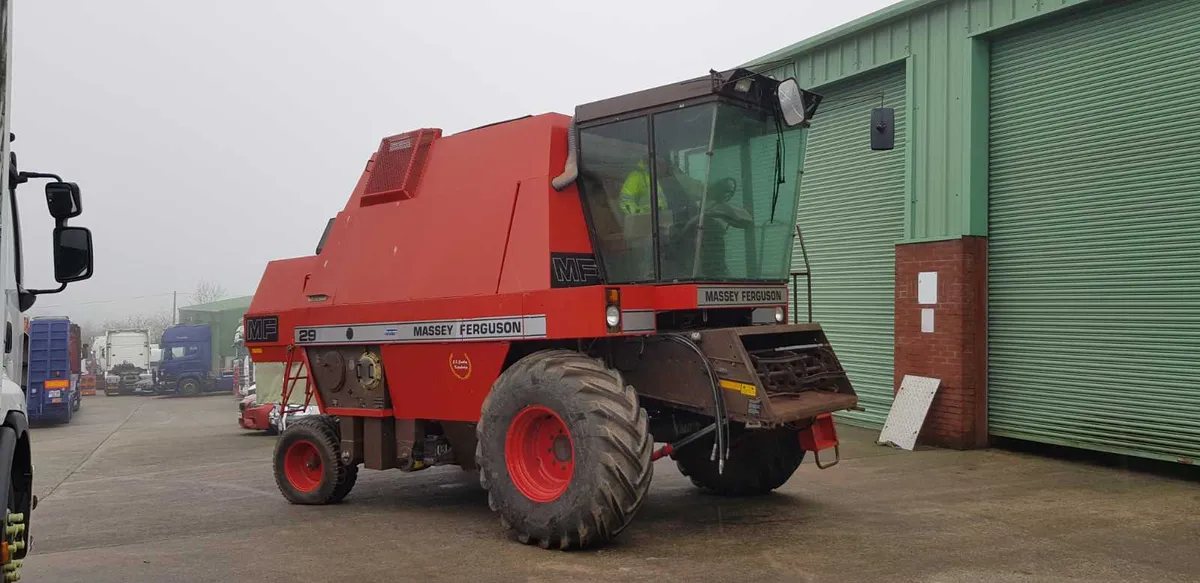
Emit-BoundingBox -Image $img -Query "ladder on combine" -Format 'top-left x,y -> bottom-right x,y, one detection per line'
279,345 -> 316,420
790,224 -> 814,324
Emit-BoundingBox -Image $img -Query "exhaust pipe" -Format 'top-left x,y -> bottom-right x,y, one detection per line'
551,119 -> 577,191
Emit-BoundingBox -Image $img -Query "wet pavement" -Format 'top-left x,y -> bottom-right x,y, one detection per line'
22,393 -> 1200,582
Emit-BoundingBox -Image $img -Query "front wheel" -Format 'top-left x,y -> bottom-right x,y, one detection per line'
0,428 -> 29,581
273,417 -> 357,504
673,427 -> 805,496
178,379 -> 201,397
476,350 -> 653,550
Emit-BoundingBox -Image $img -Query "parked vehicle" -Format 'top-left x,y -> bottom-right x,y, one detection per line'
238,387 -> 273,432
26,318 -> 82,423
246,69 -> 868,549
149,343 -> 161,389
0,2 -> 100,575
158,324 -> 230,396
239,384 -> 318,434
103,329 -> 153,395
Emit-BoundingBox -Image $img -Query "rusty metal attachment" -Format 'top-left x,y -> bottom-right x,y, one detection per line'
748,343 -> 844,395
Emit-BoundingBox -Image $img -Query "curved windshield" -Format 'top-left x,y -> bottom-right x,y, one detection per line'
578,102 -> 806,283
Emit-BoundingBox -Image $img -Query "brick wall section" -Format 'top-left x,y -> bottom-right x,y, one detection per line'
894,237 -> 988,449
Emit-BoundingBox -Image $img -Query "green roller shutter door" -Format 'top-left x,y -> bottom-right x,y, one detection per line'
988,0 -> 1200,463
795,66 -> 906,427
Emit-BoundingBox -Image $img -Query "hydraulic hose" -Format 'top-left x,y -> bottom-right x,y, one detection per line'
551,119 -> 578,191
664,334 -> 728,474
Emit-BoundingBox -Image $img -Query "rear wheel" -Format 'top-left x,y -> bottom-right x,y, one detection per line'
273,416 -> 357,504
476,350 -> 652,550
673,427 -> 805,496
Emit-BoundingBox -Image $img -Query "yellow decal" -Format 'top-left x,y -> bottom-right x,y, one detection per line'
43,379 -> 69,389
719,379 -> 757,397
251,348 -> 263,354
449,352 -> 472,380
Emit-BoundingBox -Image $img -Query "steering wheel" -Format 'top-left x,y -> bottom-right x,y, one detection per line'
712,177 -> 737,203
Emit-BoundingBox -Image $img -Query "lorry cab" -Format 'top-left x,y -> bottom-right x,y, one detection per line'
158,324 -> 216,396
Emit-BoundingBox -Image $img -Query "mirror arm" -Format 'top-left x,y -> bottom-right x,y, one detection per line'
27,283 -> 66,296
16,171 -> 62,185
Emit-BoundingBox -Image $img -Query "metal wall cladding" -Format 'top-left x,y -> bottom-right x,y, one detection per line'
987,0 -> 1200,463
758,0 -> 1093,242
794,66 -> 907,427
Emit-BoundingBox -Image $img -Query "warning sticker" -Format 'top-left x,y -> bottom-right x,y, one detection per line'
719,379 -> 758,397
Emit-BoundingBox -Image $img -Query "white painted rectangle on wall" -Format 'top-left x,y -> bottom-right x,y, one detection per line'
921,308 -> 935,333
918,271 -> 938,305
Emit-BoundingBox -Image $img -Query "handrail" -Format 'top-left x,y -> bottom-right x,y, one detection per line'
789,224 -> 814,323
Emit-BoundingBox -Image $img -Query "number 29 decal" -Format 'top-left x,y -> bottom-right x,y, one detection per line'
296,328 -> 317,343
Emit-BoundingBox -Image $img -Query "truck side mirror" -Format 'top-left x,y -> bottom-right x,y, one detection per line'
53,226 -> 94,283
45,181 -> 82,220
871,108 -> 895,151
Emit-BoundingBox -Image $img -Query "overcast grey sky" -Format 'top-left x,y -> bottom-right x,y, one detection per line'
15,0 -> 897,325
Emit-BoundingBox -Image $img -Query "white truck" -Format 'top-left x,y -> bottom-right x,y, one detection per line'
0,0 -> 97,576
103,329 -> 152,396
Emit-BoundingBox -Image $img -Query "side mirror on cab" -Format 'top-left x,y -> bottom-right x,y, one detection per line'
53,226 -> 94,283
45,181 -> 83,220
871,107 -> 895,151
776,78 -> 822,128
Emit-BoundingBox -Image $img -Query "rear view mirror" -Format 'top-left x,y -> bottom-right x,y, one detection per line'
46,181 -> 82,220
776,78 -> 822,127
871,108 -> 895,151
53,226 -> 94,283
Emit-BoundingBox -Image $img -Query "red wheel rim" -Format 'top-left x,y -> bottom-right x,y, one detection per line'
283,441 -> 324,493
505,405 -> 574,503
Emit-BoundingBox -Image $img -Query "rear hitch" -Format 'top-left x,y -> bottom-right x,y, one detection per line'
799,413 -> 840,470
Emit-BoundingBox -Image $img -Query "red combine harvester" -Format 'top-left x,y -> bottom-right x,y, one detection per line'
246,69 -> 878,549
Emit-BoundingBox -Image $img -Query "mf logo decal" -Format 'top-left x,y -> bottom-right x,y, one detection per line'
449,353 -> 472,380
550,252 -> 602,288
245,316 -> 279,343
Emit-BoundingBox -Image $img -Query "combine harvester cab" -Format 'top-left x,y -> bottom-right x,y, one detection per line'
247,68 -> 892,549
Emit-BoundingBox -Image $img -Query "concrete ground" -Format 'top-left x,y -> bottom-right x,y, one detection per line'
21,394 -> 1200,583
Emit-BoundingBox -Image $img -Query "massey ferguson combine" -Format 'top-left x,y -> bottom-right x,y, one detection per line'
245,69 -> 863,549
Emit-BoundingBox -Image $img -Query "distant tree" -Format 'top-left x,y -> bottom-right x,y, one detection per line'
190,281 -> 227,306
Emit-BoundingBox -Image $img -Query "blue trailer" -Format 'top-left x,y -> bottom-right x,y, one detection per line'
27,318 -> 82,423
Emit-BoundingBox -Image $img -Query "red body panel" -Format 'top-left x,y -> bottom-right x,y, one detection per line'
68,324 -> 82,375
245,113 -> 789,425
382,342 -> 509,421
239,396 -> 272,431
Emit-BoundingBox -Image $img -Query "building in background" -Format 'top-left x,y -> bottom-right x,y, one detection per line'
748,0 -> 1199,463
177,296 -> 253,370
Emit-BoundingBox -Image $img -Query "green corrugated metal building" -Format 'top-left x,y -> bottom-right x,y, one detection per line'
177,296 -> 253,371
749,0 -> 1200,462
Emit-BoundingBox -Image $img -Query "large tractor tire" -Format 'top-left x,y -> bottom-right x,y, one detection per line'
673,427 -> 805,496
476,350 -> 653,550
273,416 -> 358,505
178,378 -> 202,397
